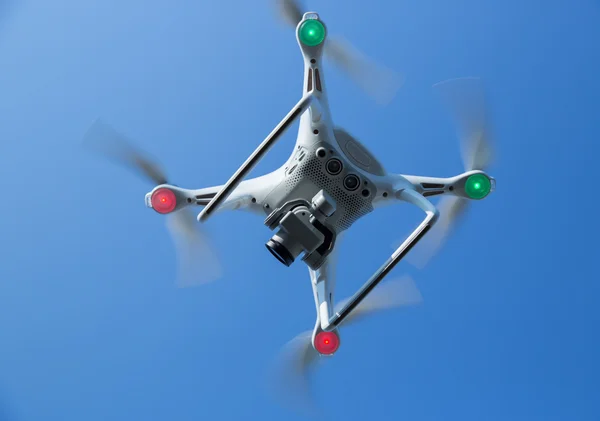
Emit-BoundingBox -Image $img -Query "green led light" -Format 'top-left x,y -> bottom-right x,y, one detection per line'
465,173 -> 492,199
298,19 -> 326,47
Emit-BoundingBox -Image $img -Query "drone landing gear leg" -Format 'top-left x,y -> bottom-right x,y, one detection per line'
197,94 -> 315,223
319,189 -> 439,332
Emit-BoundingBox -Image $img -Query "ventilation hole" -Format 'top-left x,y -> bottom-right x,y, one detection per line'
383,192 -> 388,197
307,68 -> 313,93
283,155 -> 374,231
313,129 -> 319,134
449,186 -> 454,191
422,183 -> 444,189
310,58 -> 316,64
251,198 -> 257,203
423,191 -> 444,197
315,68 -> 322,91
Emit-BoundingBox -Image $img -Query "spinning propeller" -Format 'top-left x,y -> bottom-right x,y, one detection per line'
274,0 -> 404,105
268,275 -> 422,415
83,119 -> 223,287
407,77 -> 495,269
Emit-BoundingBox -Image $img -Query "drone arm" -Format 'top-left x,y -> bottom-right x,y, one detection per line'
319,188 -> 438,331
197,93 -> 314,222
400,170 -> 495,199
197,189 -> 255,213
402,174 -> 451,190
400,174 -> 458,197
191,185 -> 224,206
309,253 -> 338,326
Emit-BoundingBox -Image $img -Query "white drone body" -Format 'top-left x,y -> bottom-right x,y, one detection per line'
139,12 -> 496,357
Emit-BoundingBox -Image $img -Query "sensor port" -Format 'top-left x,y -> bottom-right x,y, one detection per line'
326,158 -> 343,175
343,174 -> 360,191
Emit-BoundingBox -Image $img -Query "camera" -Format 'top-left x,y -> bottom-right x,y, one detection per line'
264,190 -> 337,270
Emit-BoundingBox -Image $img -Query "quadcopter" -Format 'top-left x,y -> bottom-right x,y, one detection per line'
84,0 -> 495,410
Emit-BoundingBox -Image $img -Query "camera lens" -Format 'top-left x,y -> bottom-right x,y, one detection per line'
265,231 -> 303,267
266,238 -> 295,266
343,174 -> 360,191
326,158 -> 342,175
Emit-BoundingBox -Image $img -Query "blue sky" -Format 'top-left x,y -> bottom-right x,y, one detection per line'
1,0 -> 599,420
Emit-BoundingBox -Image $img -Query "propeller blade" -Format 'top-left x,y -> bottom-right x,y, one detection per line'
269,276 -> 421,413
335,275 -> 423,326
271,0 -> 403,105
324,36 -> 404,105
433,77 -> 494,171
274,0 -> 304,28
267,330 -> 321,417
392,79 -> 494,269
166,209 -> 223,287
83,118 -> 223,286
82,118 -> 168,185
405,196 -> 469,269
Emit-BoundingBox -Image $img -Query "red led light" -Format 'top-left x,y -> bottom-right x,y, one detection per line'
151,188 -> 177,214
313,331 -> 340,355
